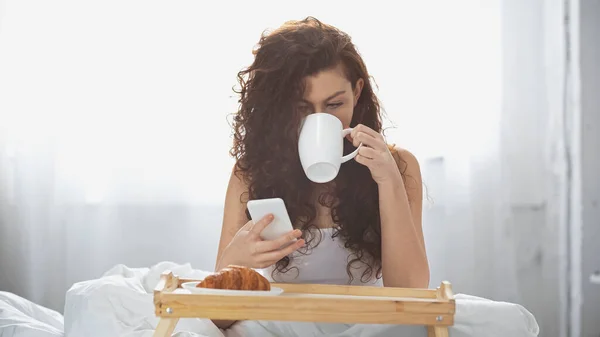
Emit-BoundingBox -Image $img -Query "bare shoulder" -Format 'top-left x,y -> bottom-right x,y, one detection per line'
390,145 -> 422,193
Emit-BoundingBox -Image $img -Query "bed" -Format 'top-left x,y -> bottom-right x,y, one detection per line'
0,261 -> 540,337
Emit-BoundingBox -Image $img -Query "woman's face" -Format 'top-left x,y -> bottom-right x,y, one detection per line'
299,63 -> 364,129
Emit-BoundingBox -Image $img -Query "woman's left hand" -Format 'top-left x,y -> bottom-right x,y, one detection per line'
350,124 -> 402,185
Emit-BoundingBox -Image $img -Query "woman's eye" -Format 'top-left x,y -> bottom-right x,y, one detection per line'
327,102 -> 343,109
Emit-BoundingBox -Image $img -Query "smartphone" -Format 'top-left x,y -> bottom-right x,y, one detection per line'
247,197 -> 295,241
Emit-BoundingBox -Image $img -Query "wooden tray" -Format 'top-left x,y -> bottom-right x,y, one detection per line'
153,270 -> 455,337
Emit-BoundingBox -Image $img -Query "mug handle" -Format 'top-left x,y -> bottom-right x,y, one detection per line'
341,128 -> 362,163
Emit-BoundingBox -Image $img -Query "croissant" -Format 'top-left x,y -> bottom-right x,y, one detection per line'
196,265 -> 271,291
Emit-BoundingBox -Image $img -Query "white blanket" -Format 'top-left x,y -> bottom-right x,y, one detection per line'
0,291 -> 63,337
1,261 -> 540,337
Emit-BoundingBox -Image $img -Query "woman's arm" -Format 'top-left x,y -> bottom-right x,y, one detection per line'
211,165 -> 303,329
212,165 -> 248,329
215,165 -> 249,271
350,125 -> 429,288
378,148 -> 429,288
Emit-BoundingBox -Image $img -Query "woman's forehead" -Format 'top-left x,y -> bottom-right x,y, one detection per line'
302,65 -> 351,103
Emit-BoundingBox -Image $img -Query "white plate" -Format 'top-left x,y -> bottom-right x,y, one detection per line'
181,282 -> 284,296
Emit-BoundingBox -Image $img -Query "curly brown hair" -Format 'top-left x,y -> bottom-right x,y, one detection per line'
230,17 -> 399,283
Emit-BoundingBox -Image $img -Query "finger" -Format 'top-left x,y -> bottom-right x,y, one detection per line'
255,229 -> 303,253
240,219 -> 255,231
355,153 -> 371,166
260,238 -> 305,262
357,146 -> 379,160
352,124 -> 384,141
352,131 -> 385,150
249,214 -> 274,236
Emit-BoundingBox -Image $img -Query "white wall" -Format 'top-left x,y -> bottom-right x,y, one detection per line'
500,1 -> 562,335
577,0 -> 600,335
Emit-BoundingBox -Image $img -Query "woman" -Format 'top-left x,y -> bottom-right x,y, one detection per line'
214,16 -> 429,329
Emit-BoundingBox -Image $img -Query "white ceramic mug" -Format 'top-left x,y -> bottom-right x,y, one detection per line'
298,112 -> 361,183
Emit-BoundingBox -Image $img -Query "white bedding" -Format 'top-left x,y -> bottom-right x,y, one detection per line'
1,261 -> 539,337
0,291 -> 63,337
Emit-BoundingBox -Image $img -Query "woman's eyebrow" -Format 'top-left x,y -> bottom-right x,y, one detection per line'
301,90 -> 346,104
324,90 -> 346,101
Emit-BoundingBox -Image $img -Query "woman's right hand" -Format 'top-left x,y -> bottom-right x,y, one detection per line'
216,214 -> 305,270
